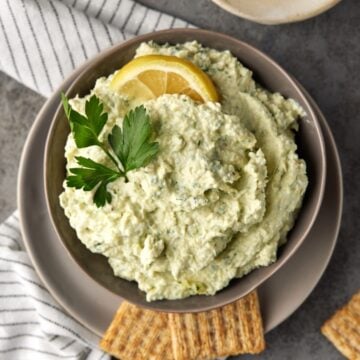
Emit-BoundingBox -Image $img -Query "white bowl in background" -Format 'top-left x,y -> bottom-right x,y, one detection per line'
211,0 -> 341,25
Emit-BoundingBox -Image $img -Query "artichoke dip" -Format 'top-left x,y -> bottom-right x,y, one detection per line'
60,41 -> 308,301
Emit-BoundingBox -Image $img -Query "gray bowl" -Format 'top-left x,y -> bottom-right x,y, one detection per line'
44,29 -> 326,313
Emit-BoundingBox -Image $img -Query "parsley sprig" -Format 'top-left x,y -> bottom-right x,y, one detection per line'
61,93 -> 159,207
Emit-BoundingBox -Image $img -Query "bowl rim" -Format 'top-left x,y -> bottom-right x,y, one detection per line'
44,28 -> 326,312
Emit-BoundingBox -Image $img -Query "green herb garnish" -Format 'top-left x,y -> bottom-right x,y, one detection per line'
61,93 -> 159,207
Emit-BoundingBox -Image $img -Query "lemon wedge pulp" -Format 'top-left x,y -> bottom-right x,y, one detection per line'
110,55 -> 219,103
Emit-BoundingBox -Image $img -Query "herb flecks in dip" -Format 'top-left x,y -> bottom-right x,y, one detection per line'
60,41 -> 308,301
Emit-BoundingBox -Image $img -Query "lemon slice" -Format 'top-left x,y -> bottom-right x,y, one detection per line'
110,55 -> 219,103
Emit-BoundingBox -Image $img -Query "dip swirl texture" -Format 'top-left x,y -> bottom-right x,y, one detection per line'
60,42 -> 308,301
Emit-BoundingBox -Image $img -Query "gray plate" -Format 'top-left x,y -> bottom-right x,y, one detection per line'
18,66 -> 342,335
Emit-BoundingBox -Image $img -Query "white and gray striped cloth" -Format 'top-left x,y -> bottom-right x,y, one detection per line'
0,1 -> 191,359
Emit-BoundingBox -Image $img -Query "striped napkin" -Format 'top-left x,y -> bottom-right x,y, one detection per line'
0,1 -> 191,359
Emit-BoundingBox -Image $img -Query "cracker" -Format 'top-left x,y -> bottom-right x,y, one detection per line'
321,290 -> 360,359
100,301 -> 173,360
168,291 -> 265,360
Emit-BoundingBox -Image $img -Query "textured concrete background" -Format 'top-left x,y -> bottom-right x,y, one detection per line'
0,0 -> 359,359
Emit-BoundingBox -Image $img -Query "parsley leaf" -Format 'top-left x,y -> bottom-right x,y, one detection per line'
67,157 -> 120,207
108,105 -> 159,173
61,93 -> 159,207
61,94 -> 107,148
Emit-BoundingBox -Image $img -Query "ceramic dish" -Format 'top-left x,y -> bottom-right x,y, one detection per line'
44,29 -> 326,312
211,0 -> 341,25
17,63 -> 342,334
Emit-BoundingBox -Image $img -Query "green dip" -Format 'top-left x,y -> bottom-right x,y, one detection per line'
60,41 -> 308,301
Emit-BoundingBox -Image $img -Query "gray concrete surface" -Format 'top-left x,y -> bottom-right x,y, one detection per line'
0,73 -> 44,220
1,0 -> 359,359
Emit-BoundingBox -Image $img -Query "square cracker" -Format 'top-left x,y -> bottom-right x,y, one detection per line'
168,291 -> 265,360
100,301 -> 173,360
321,290 -> 360,359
